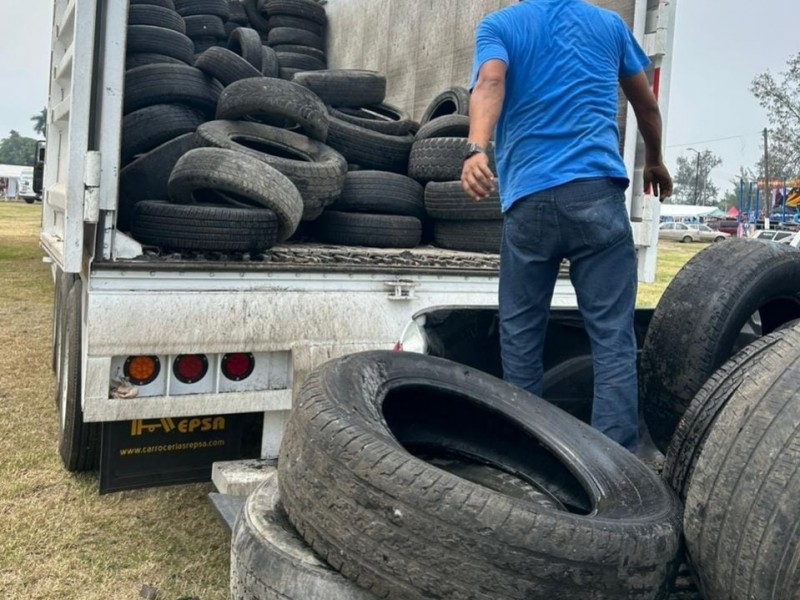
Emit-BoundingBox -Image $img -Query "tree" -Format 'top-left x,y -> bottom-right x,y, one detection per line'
30,108 -> 47,137
671,149 -> 722,205
0,130 -> 38,166
751,52 -> 800,177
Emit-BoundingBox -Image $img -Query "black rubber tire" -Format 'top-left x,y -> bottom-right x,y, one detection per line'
266,15 -> 324,36
130,0 -> 176,9
267,27 -> 324,51
193,38 -> 225,54
123,64 -> 223,116
640,239 -> 800,452
231,472 -> 376,600
683,326 -> 800,600
279,67 -> 303,80
121,104 -> 206,165
126,25 -> 195,64
242,0 -> 269,32
421,86 -> 471,124
131,201 -> 279,252
229,0 -> 249,23
315,212 -> 421,248
51,269 -> 64,376
183,14 -> 226,39
271,44 -> 325,62
415,114 -> 471,141
260,0 -> 327,25
425,181 -> 502,220
434,220 -> 502,253
168,147 -> 303,240
194,47 -> 264,86
194,120 -> 346,220
216,77 -> 329,141
409,137 -> 496,183
261,45 -> 280,77
23,197 -> 35,204
293,69 -> 385,108
276,51 -> 324,71
128,5 -> 186,33
329,171 -> 424,220
174,0 -> 230,18
277,351 -> 682,600
329,104 -> 412,136
662,331 -> 786,502
125,52 -> 187,69
118,133 -> 197,231
57,280 -> 100,472
326,117 -> 413,174
228,27 -> 264,70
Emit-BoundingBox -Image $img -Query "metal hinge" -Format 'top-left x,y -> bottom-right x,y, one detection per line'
385,280 -> 419,301
83,150 -> 101,223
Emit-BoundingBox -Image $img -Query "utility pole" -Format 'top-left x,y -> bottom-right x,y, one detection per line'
689,148 -> 701,205
764,128 -> 770,221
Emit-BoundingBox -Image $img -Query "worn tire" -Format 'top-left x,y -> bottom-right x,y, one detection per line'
194,47 -> 264,86
260,0 -> 326,24
216,77 -> 329,141
315,212 -> 421,248
57,280 -> 100,472
267,27 -> 324,51
123,64 -> 222,115
329,104 -> 412,136
293,69 -> 385,107
131,201 -> 279,252
421,86 -> 471,124
125,52 -> 186,69
228,27 -> 264,70
683,326 -> 800,600
184,15 -> 226,39
266,15 -> 324,36
118,133 -> 197,231
121,104 -> 206,165
415,114 -> 470,141
641,239 -> 800,452
278,351 -> 682,600
662,332 -> 786,502
229,0 -> 249,23
130,0 -> 176,8
194,120 -> 346,220
174,0 -> 230,18
168,147 -> 303,241
230,472 -> 376,600
409,138 -> 496,183
242,0 -> 269,31
326,117 -> 413,174
126,25 -> 194,64
276,51 -> 325,71
272,43 -> 325,62
260,46 -> 280,77
425,181 -> 502,220
128,5 -> 186,33
434,220 -> 502,253
329,171 -> 424,219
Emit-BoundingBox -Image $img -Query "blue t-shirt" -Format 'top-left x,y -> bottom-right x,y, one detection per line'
470,0 -> 651,212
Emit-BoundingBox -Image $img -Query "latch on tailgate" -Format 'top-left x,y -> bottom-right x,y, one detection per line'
83,150 -> 101,223
385,280 -> 418,301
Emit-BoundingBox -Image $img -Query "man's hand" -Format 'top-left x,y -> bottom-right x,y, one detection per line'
461,152 -> 496,201
644,162 -> 673,200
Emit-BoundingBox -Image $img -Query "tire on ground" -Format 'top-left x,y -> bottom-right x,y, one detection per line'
425,181 -> 502,220
121,104 -> 206,165
216,77 -> 329,141
123,64 -> 223,116
126,25 -> 195,64
131,201 -> 279,253
194,120 -> 346,220
277,351 -> 683,600
421,86 -> 471,124
683,326 -> 800,600
640,239 -> 800,452
315,212 -> 421,248
409,138 -> 496,183
329,171 -> 424,219
293,70 -> 385,107
194,47 -> 264,87
127,5 -> 187,33
168,147 -> 303,241
434,220 -> 502,253
326,117 -> 413,174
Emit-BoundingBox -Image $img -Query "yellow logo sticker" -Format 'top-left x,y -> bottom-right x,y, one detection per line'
130,417 -> 226,436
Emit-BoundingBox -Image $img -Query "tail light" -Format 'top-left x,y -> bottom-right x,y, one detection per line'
173,354 -> 208,384
221,353 -> 255,381
124,355 -> 161,385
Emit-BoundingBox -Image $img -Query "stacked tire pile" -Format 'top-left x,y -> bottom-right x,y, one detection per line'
639,238 -> 800,599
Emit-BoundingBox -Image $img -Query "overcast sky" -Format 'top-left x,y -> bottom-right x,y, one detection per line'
1,0 -> 798,197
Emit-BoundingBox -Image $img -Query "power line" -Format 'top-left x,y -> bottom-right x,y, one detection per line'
666,132 -> 763,149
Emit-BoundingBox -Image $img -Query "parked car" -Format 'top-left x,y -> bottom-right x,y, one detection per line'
714,219 -> 740,235
658,222 -> 730,243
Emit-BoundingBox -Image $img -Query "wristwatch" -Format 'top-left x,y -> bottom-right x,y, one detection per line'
463,142 -> 487,160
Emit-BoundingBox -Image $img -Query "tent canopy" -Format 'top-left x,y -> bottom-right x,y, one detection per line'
659,204 -> 721,219
0,164 -> 30,179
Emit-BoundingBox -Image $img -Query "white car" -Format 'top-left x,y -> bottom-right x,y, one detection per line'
748,230 -> 796,244
658,222 -> 729,243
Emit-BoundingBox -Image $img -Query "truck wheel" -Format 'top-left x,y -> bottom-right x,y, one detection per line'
57,280 -> 101,472
433,220 -> 502,253
409,138 -> 496,183
277,351 -> 682,600
127,5 -> 186,33
293,70 -> 386,108
126,25 -> 195,65
329,171 -> 425,219
216,77 -> 329,142
259,0 -> 328,25
227,27 -> 264,70
414,115 -> 470,141
231,473 -> 376,600
194,47 -> 263,87
683,326 -> 800,600
123,64 -> 223,116
328,104 -> 412,136
168,147 -> 303,241
641,239 -> 800,452
420,86 -> 470,124
425,181 -> 502,220
174,0 -> 230,18
326,117 -> 414,174
121,104 -> 206,166
315,212 -> 421,248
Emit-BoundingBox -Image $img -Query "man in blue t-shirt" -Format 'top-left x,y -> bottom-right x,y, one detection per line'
461,0 -> 672,452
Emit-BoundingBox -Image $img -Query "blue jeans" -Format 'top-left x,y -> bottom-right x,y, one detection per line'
499,178 -> 639,451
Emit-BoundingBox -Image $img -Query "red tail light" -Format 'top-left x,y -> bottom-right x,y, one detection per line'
221,353 -> 255,381
173,354 -> 208,384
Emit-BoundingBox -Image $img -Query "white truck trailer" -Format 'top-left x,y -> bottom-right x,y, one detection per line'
41,0 -> 677,491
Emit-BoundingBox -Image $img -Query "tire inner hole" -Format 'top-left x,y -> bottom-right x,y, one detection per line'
430,99 -> 458,120
339,106 -> 396,122
192,188 -> 263,209
233,135 -> 313,162
383,385 -> 593,514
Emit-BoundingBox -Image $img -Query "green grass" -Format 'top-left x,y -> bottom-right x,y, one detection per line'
637,241 -> 704,307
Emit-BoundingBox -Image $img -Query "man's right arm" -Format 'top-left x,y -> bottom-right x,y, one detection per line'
620,71 -> 673,199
